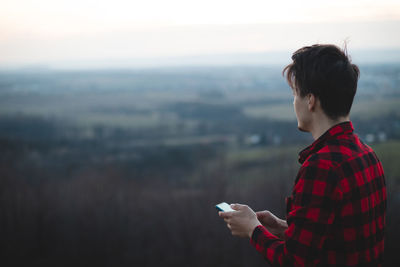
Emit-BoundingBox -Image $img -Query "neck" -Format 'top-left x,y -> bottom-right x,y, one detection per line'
310,115 -> 350,140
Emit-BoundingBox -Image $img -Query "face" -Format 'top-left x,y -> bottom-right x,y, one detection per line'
293,89 -> 311,132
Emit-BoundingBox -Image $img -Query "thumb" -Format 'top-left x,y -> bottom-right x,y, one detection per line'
256,210 -> 269,218
256,210 -> 269,220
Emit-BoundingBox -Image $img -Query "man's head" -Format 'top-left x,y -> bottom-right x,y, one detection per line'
283,44 -> 360,133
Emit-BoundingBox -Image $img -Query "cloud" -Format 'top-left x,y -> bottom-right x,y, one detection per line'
1,20 -> 399,68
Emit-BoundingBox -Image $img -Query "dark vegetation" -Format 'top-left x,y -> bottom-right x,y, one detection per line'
0,65 -> 400,266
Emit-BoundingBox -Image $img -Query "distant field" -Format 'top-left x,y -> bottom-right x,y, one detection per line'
226,144 -> 302,164
371,141 -> 400,183
225,140 -> 400,186
243,103 -> 295,121
351,97 -> 400,120
1,94 -> 399,130
75,111 -> 179,129
224,144 -> 303,187
243,96 -> 400,121
0,66 -> 398,130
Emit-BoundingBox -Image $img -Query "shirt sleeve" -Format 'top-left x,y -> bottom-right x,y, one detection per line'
250,164 -> 342,266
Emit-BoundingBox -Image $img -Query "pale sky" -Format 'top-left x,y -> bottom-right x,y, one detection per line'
1,0 -> 400,68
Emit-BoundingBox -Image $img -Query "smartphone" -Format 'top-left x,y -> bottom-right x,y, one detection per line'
216,202 -> 235,212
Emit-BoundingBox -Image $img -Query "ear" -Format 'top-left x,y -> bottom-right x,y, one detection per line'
307,94 -> 316,111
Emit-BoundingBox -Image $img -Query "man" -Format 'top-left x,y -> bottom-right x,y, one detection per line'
219,44 -> 386,266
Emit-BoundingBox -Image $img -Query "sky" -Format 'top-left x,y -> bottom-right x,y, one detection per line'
1,0 -> 400,68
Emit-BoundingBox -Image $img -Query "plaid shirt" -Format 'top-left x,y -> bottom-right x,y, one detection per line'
250,121 -> 386,266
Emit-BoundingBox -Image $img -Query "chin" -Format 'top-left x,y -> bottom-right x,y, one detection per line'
298,126 -> 308,132
297,122 -> 309,132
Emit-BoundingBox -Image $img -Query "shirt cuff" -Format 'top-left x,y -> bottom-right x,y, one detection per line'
250,225 -> 280,247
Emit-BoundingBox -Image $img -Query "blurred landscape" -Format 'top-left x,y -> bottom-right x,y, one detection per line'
1,64 -> 400,266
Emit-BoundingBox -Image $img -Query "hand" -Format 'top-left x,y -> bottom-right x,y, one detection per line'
218,204 -> 262,238
256,210 -> 288,239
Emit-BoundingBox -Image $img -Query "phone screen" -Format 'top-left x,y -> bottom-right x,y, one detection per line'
216,202 -> 235,212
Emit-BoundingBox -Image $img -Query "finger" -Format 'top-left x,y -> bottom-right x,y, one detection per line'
219,212 -> 226,219
230,203 -> 244,210
219,211 -> 234,218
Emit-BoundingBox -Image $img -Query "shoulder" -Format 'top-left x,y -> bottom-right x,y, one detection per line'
303,133 -> 374,169
294,150 -> 343,198
295,135 -> 363,190
299,133 -> 383,192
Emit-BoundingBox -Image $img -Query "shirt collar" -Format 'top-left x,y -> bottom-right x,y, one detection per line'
298,121 -> 354,164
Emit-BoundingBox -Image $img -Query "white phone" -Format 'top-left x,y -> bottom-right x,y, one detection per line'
215,202 -> 235,212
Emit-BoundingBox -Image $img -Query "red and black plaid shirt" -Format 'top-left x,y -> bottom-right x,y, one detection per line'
250,121 -> 386,266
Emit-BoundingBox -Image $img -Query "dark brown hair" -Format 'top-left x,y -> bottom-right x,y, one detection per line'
283,44 -> 360,120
